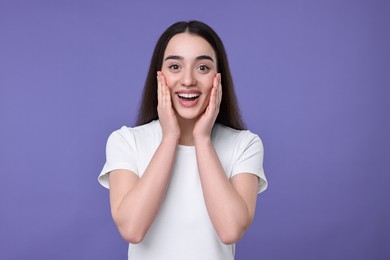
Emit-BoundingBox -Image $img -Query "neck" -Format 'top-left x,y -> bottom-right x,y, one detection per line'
177,116 -> 196,146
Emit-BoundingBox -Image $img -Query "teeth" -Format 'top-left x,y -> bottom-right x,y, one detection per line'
178,93 -> 200,98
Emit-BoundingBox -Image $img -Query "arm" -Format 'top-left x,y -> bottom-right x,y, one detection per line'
108,72 -> 180,244
193,73 -> 259,244
109,137 -> 178,244
194,138 -> 259,244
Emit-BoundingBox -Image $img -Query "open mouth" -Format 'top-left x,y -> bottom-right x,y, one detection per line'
176,92 -> 201,108
177,93 -> 200,101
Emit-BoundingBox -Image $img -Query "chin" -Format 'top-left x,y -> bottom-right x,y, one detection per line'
173,102 -> 207,121
176,111 -> 202,121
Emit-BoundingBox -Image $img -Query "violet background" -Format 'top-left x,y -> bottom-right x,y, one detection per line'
1,0 -> 389,259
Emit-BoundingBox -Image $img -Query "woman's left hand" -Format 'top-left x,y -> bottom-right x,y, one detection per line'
193,73 -> 222,142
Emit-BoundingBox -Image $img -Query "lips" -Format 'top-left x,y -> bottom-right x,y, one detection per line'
177,93 -> 200,99
175,90 -> 201,108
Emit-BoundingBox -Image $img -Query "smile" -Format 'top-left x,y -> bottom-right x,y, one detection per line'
176,91 -> 201,108
177,93 -> 200,100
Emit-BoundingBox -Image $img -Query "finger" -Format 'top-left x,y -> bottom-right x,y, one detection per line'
160,72 -> 171,105
209,74 -> 221,114
212,73 -> 221,110
208,76 -> 218,113
217,73 -> 222,108
157,71 -> 163,105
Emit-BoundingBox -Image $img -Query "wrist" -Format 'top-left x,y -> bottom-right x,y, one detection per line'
193,135 -> 212,147
162,134 -> 180,145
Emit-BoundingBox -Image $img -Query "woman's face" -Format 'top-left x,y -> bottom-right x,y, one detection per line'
161,33 -> 217,121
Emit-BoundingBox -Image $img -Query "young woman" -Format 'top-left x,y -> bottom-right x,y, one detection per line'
98,20 -> 268,260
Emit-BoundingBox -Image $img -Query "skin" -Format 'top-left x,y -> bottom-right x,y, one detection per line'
108,33 -> 259,245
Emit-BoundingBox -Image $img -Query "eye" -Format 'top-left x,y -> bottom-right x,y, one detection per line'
168,64 -> 180,71
198,65 -> 210,72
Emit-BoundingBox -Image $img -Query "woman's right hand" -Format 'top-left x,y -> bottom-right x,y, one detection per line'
157,71 -> 181,141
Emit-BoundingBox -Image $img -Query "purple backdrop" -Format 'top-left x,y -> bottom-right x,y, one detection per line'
1,0 -> 389,259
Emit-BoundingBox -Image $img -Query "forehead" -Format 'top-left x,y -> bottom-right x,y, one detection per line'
164,33 -> 216,58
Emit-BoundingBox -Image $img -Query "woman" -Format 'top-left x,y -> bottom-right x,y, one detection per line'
99,20 -> 268,260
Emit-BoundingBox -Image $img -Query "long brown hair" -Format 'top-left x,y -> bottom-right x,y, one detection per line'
136,20 -> 245,130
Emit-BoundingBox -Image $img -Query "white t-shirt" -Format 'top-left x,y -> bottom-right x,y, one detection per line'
98,120 -> 267,260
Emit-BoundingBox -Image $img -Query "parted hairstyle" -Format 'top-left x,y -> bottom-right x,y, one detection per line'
136,20 -> 245,130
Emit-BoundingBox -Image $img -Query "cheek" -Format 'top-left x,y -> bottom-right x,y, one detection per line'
203,75 -> 215,91
202,75 -> 216,103
203,80 -> 214,101
164,78 -> 172,89
161,72 -> 176,89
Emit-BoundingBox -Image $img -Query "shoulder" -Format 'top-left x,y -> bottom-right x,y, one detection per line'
212,124 -> 263,149
108,120 -> 162,144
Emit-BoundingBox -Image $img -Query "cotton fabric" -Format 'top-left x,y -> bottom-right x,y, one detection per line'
99,120 -> 267,260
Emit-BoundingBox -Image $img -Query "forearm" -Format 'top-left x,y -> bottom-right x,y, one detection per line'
112,136 -> 179,243
194,138 -> 252,244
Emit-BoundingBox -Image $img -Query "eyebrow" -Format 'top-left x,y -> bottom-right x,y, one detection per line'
196,55 -> 214,62
164,55 -> 215,63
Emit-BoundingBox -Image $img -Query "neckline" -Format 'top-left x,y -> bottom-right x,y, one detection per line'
177,144 -> 195,151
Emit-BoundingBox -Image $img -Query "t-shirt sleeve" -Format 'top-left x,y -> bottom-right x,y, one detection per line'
231,131 -> 268,194
98,127 -> 138,189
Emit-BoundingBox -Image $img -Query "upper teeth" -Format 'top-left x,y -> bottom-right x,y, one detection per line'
178,93 -> 200,98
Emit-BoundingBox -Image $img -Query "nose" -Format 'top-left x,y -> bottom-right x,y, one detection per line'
181,69 -> 197,87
